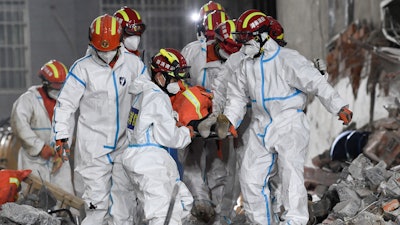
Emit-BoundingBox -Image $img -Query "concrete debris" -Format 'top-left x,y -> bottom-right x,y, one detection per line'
308,108 -> 400,224
310,153 -> 400,224
0,202 -> 61,225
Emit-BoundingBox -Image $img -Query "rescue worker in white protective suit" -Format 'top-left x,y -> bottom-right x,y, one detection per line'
217,10 -> 353,225
11,60 -> 74,195
192,19 -> 247,225
53,14 -> 150,225
181,9 -> 242,224
114,6 -> 146,58
123,48 -> 194,225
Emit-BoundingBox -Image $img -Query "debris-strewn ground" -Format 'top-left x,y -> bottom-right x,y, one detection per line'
307,113 -> 400,225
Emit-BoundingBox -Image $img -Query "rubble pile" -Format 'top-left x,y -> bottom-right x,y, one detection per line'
308,114 -> 400,225
0,202 -> 61,225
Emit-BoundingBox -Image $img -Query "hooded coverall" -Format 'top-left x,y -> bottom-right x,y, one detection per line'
216,50 -> 251,222
53,46 -> 149,225
181,39 -> 233,223
223,38 -> 348,225
124,75 -> 193,225
11,85 -> 74,194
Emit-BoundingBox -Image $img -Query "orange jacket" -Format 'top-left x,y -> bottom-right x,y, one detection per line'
170,81 -> 213,126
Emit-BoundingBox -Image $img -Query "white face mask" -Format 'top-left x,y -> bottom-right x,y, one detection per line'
166,82 -> 180,94
48,89 -> 60,100
218,48 -> 230,60
124,36 -> 141,51
243,39 -> 260,58
97,50 -> 118,64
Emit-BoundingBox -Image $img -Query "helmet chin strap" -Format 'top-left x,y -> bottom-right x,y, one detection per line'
254,32 -> 269,58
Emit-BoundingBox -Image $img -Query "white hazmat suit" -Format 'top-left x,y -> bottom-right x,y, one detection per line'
124,75 -> 193,225
53,46 -> 149,225
223,38 -> 348,225
11,85 -> 74,194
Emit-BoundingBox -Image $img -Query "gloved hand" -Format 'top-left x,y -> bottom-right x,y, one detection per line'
216,114 -> 235,139
187,126 -> 195,138
313,58 -> 327,75
176,120 -> 184,127
338,106 -> 353,125
55,139 -> 70,161
197,113 -> 218,138
39,145 -> 55,160
229,125 -> 238,138
52,154 -> 63,174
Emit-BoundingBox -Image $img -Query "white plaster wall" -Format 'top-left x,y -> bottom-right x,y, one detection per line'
305,74 -> 394,167
276,0 -> 399,167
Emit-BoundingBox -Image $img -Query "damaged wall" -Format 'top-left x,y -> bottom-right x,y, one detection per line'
276,0 -> 400,167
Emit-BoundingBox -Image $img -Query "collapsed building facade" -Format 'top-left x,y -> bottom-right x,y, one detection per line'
0,0 -> 400,224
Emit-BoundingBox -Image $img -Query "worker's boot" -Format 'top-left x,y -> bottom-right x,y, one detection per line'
191,199 -> 215,223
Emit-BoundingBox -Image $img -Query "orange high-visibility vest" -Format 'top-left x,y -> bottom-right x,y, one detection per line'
0,169 -> 31,204
171,85 -> 213,126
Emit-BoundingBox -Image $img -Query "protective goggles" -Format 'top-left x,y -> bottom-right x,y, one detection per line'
50,82 -> 65,90
43,80 -> 64,90
231,31 -> 257,43
124,23 -> 146,36
165,66 -> 191,79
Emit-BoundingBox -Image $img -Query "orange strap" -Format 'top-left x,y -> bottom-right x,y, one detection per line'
37,87 -> 56,122
206,43 -> 219,63
217,140 -> 223,160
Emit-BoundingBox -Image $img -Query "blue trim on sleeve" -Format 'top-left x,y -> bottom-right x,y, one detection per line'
140,65 -> 147,75
31,127 -> 51,131
67,72 -> 86,87
202,68 -> 207,88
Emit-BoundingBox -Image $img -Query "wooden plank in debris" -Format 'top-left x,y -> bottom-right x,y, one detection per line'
304,167 -> 341,187
23,174 -> 85,218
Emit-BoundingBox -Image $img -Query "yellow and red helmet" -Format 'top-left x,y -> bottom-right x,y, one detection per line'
203,10 -> 229,41
199,1 -> 225,19
38,60 -> 68,90
89,14 -> 122,51
196,1 -> 226,38
113,6 -> 146,36
151,48 -> 190,80
233,9 -> 270,43
215,19 -> 242,55
267,16 -> 287,47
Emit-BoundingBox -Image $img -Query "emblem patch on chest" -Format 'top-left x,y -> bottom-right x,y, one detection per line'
119,77 -> 126,86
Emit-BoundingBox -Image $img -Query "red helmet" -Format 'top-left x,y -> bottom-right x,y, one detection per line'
89,14 -> 122,51
196,1 -> 226,38
215,19 -> 242,55
113,6 -> 146,36
199,1 -> 225,19
151,48 -> 190,80
38,60 -> 68,90
203,10 -> 229,41
267,16 -> 287,47
233,9 -> 270,43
